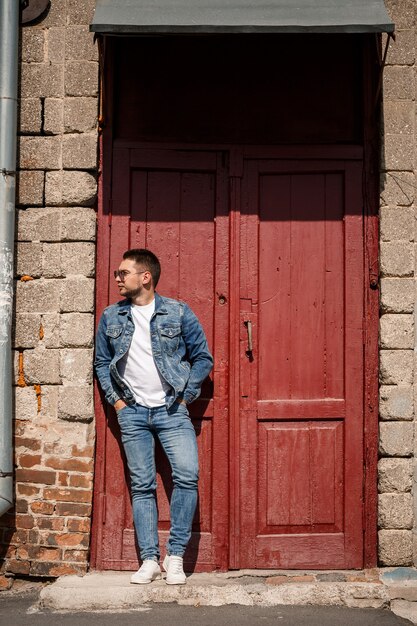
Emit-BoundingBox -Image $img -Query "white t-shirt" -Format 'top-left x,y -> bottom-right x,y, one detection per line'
117,299 -> 169,407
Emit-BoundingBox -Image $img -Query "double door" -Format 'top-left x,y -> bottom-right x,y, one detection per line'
94,144 -> 364,570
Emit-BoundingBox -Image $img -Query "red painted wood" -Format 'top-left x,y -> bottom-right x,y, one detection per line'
239,157 -> 365,569
98,146 -> 230,572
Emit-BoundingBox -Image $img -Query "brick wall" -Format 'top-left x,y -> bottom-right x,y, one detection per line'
378,0 -> 416,566
0,0 -> 99,579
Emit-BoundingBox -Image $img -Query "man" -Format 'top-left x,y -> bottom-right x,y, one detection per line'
94,249 -> 213,585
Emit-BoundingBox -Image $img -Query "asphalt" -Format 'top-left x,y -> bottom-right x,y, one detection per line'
1,567 -> 417,625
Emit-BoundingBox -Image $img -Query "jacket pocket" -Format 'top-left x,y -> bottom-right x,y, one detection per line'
159,325 -> 181,356
106,325 -> 123,338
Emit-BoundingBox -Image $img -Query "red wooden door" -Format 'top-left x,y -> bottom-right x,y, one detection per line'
95,146 -> 365,570
97,146 -> 230,571
236,156 -> 364,568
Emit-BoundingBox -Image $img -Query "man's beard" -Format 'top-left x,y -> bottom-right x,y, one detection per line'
119,286 -> 142,299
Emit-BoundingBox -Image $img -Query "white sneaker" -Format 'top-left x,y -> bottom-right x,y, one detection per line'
130,559 -> 162,584
163,554 -> 186,585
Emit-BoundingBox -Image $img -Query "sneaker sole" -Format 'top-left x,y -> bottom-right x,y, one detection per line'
130,573 -> 162,584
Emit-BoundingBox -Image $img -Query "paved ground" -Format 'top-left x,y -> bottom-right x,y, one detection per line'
0,591 -> 413,626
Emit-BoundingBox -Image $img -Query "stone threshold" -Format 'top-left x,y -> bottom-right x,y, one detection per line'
32,566 -> 417,622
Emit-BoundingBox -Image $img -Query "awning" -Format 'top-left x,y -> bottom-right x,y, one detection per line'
91,0 -> 394,35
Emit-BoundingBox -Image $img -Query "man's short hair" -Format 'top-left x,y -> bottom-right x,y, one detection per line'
123,248 -> 161,287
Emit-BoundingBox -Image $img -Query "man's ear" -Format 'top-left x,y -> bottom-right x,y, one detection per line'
143,270 -> 153,286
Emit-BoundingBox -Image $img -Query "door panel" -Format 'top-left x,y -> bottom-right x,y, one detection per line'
101,147 -> 229,571
239,158 -> 364,569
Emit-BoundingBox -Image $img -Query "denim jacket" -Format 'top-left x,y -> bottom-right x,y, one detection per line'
94,292 -> 213,409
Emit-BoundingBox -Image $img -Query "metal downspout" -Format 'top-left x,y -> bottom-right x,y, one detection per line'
0,1 -> 19,517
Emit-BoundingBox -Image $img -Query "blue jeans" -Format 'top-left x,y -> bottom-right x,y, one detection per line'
116,402 -> 199,561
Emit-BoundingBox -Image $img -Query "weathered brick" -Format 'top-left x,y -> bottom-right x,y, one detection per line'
65,25 -> 98,61
380,350 -> 413,385
69,474 -> 92,489
7,560 -> 30,576
21,29 -> 45,63
30,501 -> 55,515
380,314 -> 414,349
15,469 -> 56,485
0,575 -> 13,590
21,63 -> 64,99
44,98 -> 64,135
378,493 -> 413,529
380,207 -> 414,241
380,242 -> 413,277
62,133 -> 98,170
19,98 -> 42,134
18,454 -> 42,469
58,385 -> 94,422
382,133 -> 414,171
380,278 -> 414,313
382,101 -> 414,135
15,499 -> 29,513
62,549 -> 88,562
14,437 -> 42,452
45,456 -> 93,472
379,421 -> 414,456
43,488 -> 91,504
386,30 -> 415,66
67,518 -> 90,533
58,472 -> 69,487
23,347 -> 61,385
37,517 -> 65,531
67,0 -> 96,24
17,484 -> 40,497
72,444 -> 94,458
64,97 -> 98,133
383,66 -> 414,100
47,28 -> 66,64
28,546 -> 61,561
13,313 -> 42,349
15,242 -> 42,278
380,385 -> 414,420
60,313 -> 94,348
380,171 -> 414,207
49,563 -> 87,576
60,277 -> 94,312
60,349 -> 93,384
19,135 -> 62,170
378,529 -> 413,566
45,170 -> 97,206
65,61 -> 99,97
16,170 -> 44,206
15,514 -> 35,530
55,503 -> 91,519
13,387 -> 39,421
50,532 -> 89,547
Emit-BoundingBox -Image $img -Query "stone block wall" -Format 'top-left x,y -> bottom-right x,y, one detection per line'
0,0 -> 99,578
379,0 -> 416,566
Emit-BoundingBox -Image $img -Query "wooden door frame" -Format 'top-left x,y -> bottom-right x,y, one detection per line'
90,37 -> 380,570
